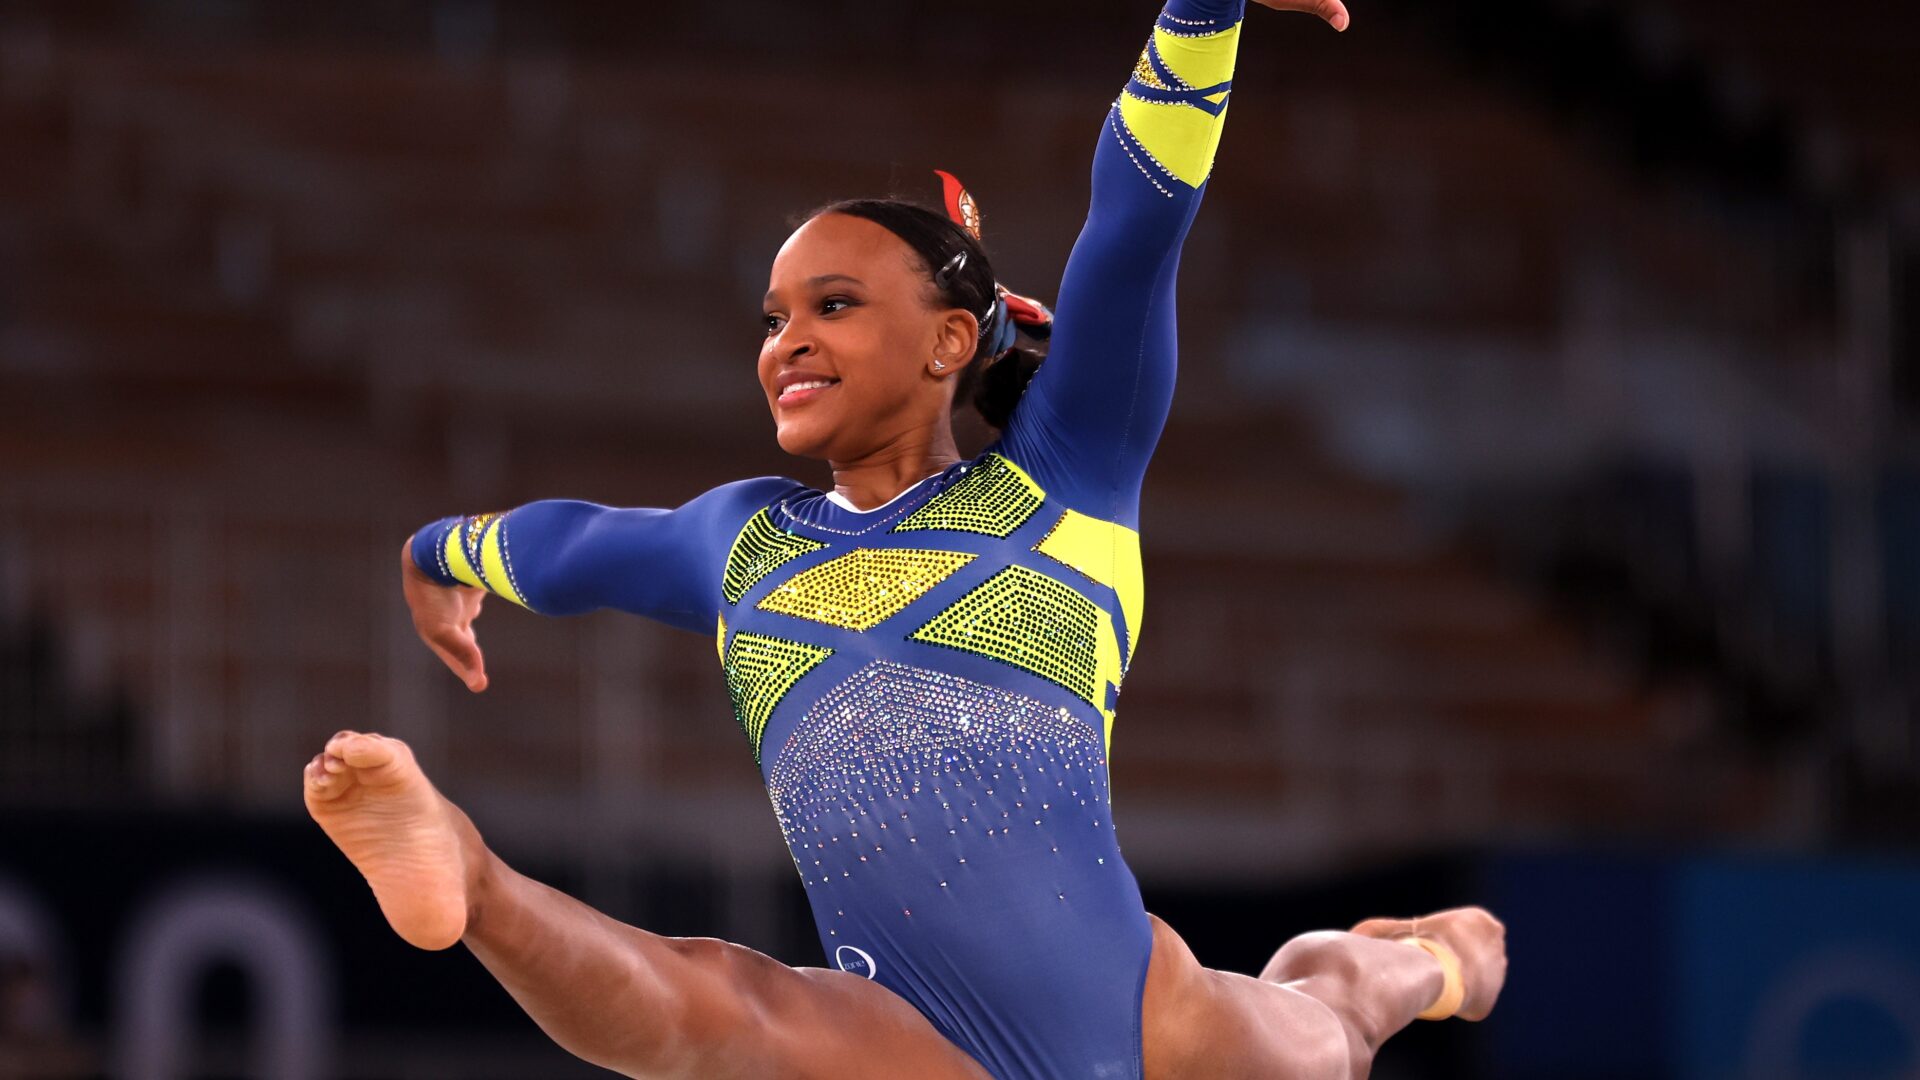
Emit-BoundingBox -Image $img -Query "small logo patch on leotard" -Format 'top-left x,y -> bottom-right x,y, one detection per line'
835,945 -> 877,979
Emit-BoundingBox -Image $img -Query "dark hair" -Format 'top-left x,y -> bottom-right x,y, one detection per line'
805,198 -> 1045,430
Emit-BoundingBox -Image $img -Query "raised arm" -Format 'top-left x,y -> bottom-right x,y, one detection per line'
403,477 -> 801,690
994,0 -> 1345,525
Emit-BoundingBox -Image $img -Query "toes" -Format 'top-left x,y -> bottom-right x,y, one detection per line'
339,736 -> 391,769
304,754 -> 348,801
333,732 -> 412,773
325,731 -> 385,760
311,732 -> 416,794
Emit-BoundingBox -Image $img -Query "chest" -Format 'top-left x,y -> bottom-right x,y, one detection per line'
712,454 -> 1145,766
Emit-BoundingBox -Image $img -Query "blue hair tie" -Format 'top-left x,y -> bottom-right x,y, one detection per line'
983,295 -> 1017,357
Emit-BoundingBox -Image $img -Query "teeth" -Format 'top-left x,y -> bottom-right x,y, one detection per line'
782,379 -> 837,396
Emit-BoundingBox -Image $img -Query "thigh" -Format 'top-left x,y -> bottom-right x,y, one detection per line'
662,936 -> 993,1080
1139,916 -> 1352,1080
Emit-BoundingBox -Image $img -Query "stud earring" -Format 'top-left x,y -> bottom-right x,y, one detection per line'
933,360 -> 947,370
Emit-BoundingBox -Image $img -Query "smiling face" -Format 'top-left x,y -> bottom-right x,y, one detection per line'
759,213 -> 981,462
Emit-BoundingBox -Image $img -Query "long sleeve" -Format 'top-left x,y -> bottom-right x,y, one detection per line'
992,0 -> 1247,529
409,476 -> 803,634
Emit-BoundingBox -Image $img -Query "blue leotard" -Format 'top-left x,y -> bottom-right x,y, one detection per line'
412,3 -> 1244,1074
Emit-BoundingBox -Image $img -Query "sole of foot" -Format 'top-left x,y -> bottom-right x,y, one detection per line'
303,731 -> 471,951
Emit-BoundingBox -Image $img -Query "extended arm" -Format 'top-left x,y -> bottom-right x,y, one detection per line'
403,477 -> 801,690
995,0 -> 1344,525
412,500 -> 721,621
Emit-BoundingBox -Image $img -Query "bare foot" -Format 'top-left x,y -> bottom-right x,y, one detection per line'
304,731 -> 477,951
1350,906 -> 1508,1021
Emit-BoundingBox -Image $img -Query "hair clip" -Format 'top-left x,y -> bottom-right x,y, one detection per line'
934,250 -> 968,290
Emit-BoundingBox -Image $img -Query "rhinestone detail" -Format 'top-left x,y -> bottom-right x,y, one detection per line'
908,566 -> 1108,707
722,631 -> 834,762
758,548 -> 977,631
722,509 -> 826,605
892,454 -> 1045,537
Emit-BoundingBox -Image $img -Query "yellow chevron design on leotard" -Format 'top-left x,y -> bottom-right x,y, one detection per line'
723,508 -> 828,605
908,565 -> 1126,747
892,454 -> 1046,537
759,548 -> 977,631
723,630 -> 834,763
1033,509 -> 1145,669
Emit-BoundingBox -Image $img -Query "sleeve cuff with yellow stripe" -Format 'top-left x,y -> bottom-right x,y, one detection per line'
1117,0 -> 1246,191
410,512 -> 536,611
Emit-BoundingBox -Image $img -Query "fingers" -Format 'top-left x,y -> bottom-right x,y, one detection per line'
449,630 -> 488,692
423,627 -> 490,693
1252,0 -> 1350,31
401,543 -> 491,692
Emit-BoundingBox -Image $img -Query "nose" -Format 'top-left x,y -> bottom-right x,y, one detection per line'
770,320 -> 814,365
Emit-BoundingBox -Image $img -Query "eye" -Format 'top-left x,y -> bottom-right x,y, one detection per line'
820,296 -> 856,315
762,313 -> 785,336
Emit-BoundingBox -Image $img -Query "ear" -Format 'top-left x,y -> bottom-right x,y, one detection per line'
930,308 -> 979,377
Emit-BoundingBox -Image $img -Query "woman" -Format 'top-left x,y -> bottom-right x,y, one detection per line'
306,0 -> 1507,1075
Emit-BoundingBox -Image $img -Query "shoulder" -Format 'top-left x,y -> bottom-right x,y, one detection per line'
684,475 -> 812,515
673,475 -> 815,544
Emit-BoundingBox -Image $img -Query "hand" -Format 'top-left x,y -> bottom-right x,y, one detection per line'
1252,0 -> 1350,32
400,539 -> 490,692
1351,906 -> 1507,1021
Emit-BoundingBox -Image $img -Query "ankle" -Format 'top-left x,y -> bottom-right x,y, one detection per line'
447,803 -> 497,940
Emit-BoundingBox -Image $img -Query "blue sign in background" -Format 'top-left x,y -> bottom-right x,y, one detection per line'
1676,857 -> 1920,1080
1482,851 -> 1920,1080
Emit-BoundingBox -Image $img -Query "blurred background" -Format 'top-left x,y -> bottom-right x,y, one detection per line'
0,0 -> 1916,1076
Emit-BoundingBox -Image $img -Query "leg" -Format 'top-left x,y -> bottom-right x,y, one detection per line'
1255,907 -> 1507,1076
304,731 -> 989,1080
1141,908 -> 1506,1079
1141,916 -> 1354,1080
1251,927 -> 1451,1075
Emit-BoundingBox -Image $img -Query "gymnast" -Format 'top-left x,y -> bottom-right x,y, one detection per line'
306,0 -> 1506,1074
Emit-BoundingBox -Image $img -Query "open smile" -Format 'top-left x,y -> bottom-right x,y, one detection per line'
778,378 -> 840,405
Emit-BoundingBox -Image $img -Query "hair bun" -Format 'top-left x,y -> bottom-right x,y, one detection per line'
973,347 -> 1045,430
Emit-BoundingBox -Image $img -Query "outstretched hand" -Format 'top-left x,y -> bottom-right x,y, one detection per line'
1252,0 -> 1350,32
400,539 -> 490,693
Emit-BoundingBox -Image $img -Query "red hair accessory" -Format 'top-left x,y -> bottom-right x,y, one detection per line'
936,169 -> 983,241
935,170 -> 1054,341
997,286 -> 1053,334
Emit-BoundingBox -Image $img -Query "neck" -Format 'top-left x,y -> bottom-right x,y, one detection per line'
828,430 -> 963,512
